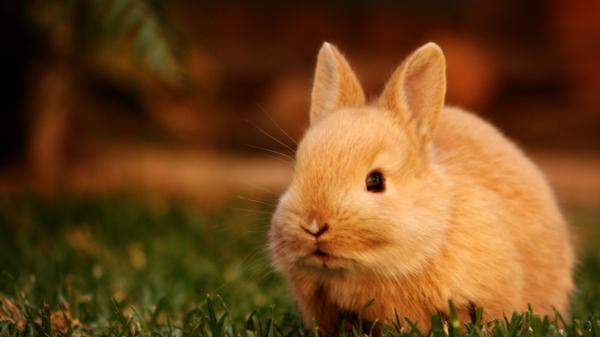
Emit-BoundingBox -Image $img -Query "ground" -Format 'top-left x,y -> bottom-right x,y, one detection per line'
0,196 -> 598,336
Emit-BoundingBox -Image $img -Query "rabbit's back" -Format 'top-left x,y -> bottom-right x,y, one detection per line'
434,106 -> 574,315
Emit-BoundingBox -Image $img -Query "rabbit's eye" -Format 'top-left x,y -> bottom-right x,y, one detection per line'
366,171 -> 385,193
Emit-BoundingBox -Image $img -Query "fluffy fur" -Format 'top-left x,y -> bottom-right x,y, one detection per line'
269,42 -> 574,333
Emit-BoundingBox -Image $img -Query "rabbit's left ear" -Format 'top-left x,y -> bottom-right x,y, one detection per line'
310,42 -> 365,125
379,43 -> 446,144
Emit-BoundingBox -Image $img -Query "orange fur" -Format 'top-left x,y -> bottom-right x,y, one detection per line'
269,42 -> 574,333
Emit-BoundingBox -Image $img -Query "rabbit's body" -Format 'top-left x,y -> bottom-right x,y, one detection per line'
269,43 -> 573,332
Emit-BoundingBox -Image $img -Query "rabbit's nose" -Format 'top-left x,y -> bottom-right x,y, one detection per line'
303,220 -> 329,238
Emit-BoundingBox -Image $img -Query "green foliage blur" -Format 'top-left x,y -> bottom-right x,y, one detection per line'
0,196 -> 290,323
32,0 -> 184,84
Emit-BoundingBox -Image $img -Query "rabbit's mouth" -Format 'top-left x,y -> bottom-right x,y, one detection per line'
310,248 -> 350,270
297,250 -> 357,272
313,248 -> 333,262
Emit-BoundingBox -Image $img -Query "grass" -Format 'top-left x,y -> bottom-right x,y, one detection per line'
0,195 -> 598,337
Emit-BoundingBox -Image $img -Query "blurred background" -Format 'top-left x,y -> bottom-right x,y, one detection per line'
0,1 -> 599,330
1,0 -> 600,208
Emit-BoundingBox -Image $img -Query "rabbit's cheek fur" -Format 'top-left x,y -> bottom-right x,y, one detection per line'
340,175 -> 451,277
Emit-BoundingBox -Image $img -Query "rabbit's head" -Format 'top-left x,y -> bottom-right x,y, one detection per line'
270,42 -> 452,280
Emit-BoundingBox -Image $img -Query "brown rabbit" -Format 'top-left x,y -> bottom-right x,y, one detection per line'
268,42 -> 574,333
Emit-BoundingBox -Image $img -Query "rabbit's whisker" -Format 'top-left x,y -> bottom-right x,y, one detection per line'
243,118 -> 296,153
257,104 -> 299,146
244,144 -> 295,162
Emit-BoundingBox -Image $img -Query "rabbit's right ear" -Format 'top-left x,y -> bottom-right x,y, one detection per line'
379,43 -> 446,145
309,42 -> 365,125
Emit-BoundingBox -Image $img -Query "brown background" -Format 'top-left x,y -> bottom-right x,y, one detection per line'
1,0 -> 599,208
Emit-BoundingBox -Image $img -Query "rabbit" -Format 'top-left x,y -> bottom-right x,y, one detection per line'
268,42 -> 574,333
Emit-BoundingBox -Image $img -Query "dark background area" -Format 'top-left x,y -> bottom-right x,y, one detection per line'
0,0 -> 599,207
